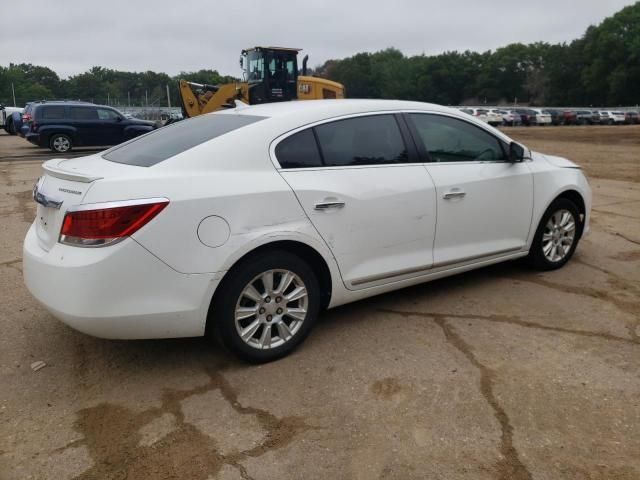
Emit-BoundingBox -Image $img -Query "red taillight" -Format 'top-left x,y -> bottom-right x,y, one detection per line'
60,200 -> 168,247
31,122 -> 37,132
22,113 -> 31,121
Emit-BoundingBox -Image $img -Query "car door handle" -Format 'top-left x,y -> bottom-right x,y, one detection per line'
314,200 -> 345,211
443,189 -> 466,200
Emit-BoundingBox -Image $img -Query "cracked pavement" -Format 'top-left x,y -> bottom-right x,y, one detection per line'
1,128 -> 639,479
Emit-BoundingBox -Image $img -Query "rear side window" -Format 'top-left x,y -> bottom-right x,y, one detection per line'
104,113 -> 265,167
275,129 -> 323,168
409,114 -> 506,163
40,106 -> 66,120
314,115 -> 408,167
69,107 -> 98,120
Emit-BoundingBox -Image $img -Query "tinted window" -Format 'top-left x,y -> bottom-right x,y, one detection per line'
97,108 -> 120,120
314,115 -> 408,167
69,107 -> 98,120
103,114 -> 265,167
275,129 -> 322,169
40,106 -> 65,120
409,114 -> 506,163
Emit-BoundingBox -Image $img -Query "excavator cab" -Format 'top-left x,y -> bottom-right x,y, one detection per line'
241,47 -> 299,104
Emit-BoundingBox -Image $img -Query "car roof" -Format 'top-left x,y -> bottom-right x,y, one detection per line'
219,99 -> 460,119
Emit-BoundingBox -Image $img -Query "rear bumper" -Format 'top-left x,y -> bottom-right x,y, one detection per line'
25,133 -> 41,146
23,224 -> 218,339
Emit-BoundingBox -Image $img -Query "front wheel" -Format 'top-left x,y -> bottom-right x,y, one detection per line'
210,251 -> 320,363
527,198 -> 581,270
49,133 -> 73,153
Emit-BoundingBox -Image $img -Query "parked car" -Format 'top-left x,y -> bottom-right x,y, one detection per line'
24,99 -> 592,362
624,111 -> 639,124
496,109 -> 521,126
25,101 -> 157,153
562,110 -> 578,125
463,107 -> 490,124
575,110 -> 599,125
598,111 -> 626,125
545,109 -> 564,125
1,105 -> 24,134
485,109 -> 503,126
530,109 -> 552,126
514,108 -> 537,126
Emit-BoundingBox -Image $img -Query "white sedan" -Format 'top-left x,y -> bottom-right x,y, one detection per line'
24,100 -> 591,362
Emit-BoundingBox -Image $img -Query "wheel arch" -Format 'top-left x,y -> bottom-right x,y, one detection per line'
537,189 -> 586,239
205,239 -> 334,335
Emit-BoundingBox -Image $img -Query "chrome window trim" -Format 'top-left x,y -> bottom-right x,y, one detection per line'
269,108 -> 523,170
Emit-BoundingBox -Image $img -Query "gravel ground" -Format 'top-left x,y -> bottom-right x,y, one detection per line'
0,127 -> 639,480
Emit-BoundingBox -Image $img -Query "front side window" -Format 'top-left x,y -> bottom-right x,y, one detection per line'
409,114 -> 506,163
275,129 -> 323,169
97,108 -> 120,120
314,115 -> 408,167
247,51 -> 264,84
103,113 -> 265,167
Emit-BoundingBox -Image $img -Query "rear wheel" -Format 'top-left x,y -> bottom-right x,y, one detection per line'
210,251 -> 320,363
527,198 -> 581,271
50,133 -> 72,153
6,118 -> 17,135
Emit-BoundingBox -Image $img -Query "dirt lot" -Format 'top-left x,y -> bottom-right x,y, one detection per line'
0,126 -> 639,480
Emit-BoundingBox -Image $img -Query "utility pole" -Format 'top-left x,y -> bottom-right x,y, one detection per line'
107,92 -> 110,105
128,91 -> 131,107
145,90 -> 148,107
166,84 -> 171,109
11,83 -> 16,107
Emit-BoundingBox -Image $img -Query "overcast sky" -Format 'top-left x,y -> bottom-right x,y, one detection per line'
0,0 -> 636,78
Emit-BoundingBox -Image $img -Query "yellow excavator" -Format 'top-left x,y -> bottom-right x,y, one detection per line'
178,47 -> 345,117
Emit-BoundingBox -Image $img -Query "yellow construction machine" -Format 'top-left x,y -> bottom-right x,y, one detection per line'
178,47 -> 345,117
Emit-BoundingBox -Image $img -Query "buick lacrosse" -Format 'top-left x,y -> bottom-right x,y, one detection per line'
24,100 -> 591,362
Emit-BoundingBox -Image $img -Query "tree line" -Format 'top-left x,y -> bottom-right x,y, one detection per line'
1,2 -> 638,109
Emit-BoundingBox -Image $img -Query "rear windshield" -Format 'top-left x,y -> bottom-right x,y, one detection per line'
103,114 -> 265,167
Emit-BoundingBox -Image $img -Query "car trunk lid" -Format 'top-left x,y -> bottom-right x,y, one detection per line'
33,154 -> 138,251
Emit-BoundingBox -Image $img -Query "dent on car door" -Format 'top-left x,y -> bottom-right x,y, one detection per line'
276,114 -> 437,289
407,113 -> 533,266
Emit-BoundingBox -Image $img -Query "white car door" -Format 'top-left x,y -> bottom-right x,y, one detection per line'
406,113 -> 533,267
275,114 -> 437,289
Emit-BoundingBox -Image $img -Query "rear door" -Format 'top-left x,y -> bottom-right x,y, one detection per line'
276,113 -> 437,289
406,113 -> 533,267
68,106 -> 100,145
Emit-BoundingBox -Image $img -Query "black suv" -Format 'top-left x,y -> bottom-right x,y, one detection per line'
25,102 -> 157,153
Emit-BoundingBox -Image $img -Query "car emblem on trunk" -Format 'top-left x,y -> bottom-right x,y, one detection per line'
59,188 -> 82,195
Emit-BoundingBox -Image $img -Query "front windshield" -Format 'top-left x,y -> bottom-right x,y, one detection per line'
246,51 -> 264,84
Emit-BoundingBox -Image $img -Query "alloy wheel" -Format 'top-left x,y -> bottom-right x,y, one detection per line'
53,136 -> 71,152
234,269 -> 308,349
542,209 -> 576,262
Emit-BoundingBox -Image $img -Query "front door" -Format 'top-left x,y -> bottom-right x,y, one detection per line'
96,107 -> 125,146
406,113 -> 533,267
276,114 -> 437,289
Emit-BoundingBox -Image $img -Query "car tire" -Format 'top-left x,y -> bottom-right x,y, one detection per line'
210,250 -> 321,363
7,118 -> 17,135
527,198 -> 581,271
49,133 -> 73,153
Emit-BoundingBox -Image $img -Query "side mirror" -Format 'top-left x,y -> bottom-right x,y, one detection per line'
116,116 -> 123,122
509,142 -> 525,162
